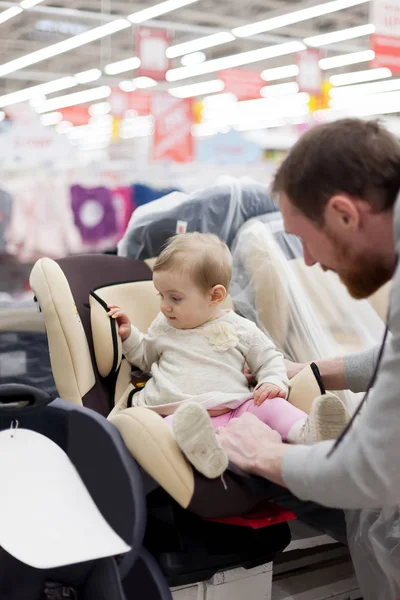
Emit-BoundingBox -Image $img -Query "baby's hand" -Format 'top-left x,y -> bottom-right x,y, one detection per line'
107,305 -> 131,341
253,383 -> 286,406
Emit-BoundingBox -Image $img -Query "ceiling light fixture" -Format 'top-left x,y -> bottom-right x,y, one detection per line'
304,23 -> 375,46
166,32 -> 235,58
128,0 -> 199,23
37,86 -> 111,113
0,6 -> 23,25
330,77 -> 400,97
0,76 -> 77,108
40,112 -> 63,126
233,0 -> 371,38
260,81 -> 300,98
74,69 -> 102,84
330,67 -> 391,86
104,56 -> 141,75
166,40 -> 306,82
181,51 -> 207,66
169,79 -> 225,98
89,102 -> 112,116
132,76 -> 157,88
119,80 -> 137,92
0,19 -> 130,78
20,0 -> 44,7
261,64 -> 299,81
319,49 -> 375,69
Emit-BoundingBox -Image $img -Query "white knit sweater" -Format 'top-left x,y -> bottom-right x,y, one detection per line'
122,310 -> 289,415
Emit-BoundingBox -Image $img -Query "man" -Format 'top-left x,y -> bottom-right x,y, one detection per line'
218,118 -> 400,596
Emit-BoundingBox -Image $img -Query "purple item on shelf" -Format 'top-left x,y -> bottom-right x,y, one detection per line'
70,185 -> 119,243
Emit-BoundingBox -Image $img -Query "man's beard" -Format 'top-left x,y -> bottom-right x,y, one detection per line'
323,234 -> 393,300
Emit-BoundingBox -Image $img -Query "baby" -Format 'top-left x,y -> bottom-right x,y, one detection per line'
108,232 -> 349,479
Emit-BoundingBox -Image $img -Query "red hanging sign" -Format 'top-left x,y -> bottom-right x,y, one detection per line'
296,49 -> 322,95
152,93 -> 194,163
59,106 -> 90,126
218,69 -> 263,100
136,27 -> 170,81
371,0 -> 400,73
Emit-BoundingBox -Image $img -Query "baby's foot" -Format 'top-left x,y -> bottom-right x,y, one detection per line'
173,403 -> 228,479
290,393 -> 350,445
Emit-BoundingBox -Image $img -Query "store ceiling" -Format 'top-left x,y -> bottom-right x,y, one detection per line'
0,0 -> 372,96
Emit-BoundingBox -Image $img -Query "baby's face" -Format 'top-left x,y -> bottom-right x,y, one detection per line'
153,270 -> 216,329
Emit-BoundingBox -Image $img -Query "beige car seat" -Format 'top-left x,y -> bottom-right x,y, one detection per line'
30,254 -> 322,509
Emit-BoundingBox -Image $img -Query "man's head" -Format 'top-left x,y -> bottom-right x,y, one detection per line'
272,118 -> 400,298
152,232 -> 232,329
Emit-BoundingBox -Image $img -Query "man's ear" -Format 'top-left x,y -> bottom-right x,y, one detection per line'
325,194 -> 360,231
210,285 -> 227,305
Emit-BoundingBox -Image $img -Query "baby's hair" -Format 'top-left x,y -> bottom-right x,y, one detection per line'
153,232 -> 232,292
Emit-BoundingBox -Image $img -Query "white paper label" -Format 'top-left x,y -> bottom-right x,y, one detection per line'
176,220 -> 188,234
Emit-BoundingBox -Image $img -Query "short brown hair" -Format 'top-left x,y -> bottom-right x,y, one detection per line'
153,232 -> 232,292
272,118 -> 400,223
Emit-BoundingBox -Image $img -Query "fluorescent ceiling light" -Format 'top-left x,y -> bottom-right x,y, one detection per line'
319,49 -> 375,69
181,52 -> 206,66
169,79 -> 224,98
133,76 -> 157,88
40,112 -> 62,126
128,0 -> 199,23
202,92 -> 237,108
0,111 -> 5,121
261,64 -> 299,81
166,32 -> 235,58
234,115 -> 308,131
166,40 -> 306,81
331,90 -> 400,117
202,93 -> 310,125
330,77 -> 400,98
192,123 -> 221,137
56,121 -> 73,134
20,0 -> 44,7
0,19 -> 130,78
30,94 -> 46,108
0,6 -> 23,25
260,82 -> 300,98
104,56 -> 141,75
0,76 -> 77,108
330,67 -> 391,86
89,102 -> 112,116
233,0 -> 370,38
74,69 -> 102,84
37,86 -> 111,113
304,23 -> 375,46
119,80 -> 136,92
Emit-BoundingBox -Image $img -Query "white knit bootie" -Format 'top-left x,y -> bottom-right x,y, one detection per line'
173,402 -> 228,479
288,392 -> 351,445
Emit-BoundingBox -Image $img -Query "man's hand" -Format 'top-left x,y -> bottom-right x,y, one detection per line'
284,359 -> 307,380
253,382 -> 286,406
217,413 -> 289,486
107,305 -> 132,341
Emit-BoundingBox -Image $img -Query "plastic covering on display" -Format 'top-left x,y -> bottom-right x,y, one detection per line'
230,215 -> 385,411
118,177 -> 277,260
0,299 -> 57,396
347,506 -> 400,600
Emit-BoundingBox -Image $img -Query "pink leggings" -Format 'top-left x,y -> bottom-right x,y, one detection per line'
165,397 -> 307,441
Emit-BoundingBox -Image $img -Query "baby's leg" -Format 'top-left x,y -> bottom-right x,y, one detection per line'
235,395 -> 350,444
233,397 -> 307,441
